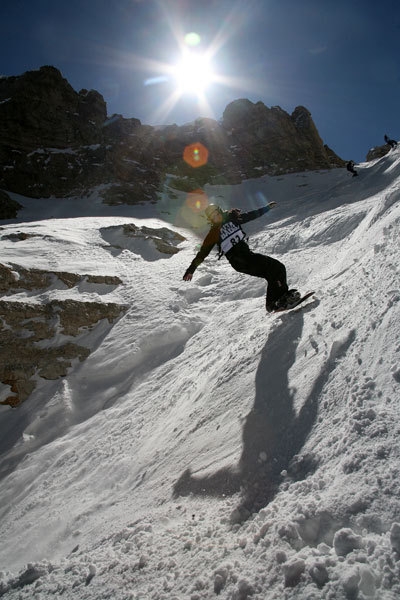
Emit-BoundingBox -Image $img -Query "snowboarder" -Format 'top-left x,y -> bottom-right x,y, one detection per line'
182,203 -> 300,312
384,134 -> 397,149
346,160 -> 358,177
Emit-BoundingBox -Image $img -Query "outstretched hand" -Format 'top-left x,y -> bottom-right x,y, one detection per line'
268,201 -> 277,208
183,272 -> 193,281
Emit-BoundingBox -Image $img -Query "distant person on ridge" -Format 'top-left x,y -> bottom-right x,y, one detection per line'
182,203 -> 301,312
384,134 -> 397,149
346,160 -> 358,177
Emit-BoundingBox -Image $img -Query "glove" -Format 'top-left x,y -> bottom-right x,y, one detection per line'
268,201 -> 277,208
183,271 -> 193,281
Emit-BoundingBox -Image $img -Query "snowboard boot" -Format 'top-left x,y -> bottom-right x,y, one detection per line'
270,289 -> 301,311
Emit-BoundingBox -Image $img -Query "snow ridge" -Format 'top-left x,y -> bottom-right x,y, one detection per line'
0,151 -> 400,599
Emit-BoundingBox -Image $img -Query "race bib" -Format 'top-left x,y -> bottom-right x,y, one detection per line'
219,221 -> 246,254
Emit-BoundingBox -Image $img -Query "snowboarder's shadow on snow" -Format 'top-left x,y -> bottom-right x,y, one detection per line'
173,303 -> 354,522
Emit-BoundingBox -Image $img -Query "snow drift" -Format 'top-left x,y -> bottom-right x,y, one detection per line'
0,150 -> 399,599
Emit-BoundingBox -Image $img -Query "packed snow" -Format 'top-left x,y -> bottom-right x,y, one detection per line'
0,149 -> 400,599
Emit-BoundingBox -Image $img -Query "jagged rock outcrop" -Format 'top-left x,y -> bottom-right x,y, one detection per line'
0,262 -> 122,293
0,263 -> 126,406
0,66 -> 345,211
100,223 -> 186,259
220,100 -> 344,177
0,66 -> 160,202
0,65 -> 106,150
366,144 -> 392,161
0,217 -> 187,406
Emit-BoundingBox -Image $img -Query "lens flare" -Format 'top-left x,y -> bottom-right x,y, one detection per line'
174,189 -> 209,228
183,142 -> 209,168
184,32 -> 201,47
186,189 -> 208,212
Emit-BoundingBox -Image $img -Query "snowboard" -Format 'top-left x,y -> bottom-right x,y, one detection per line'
273,291 -> 315,313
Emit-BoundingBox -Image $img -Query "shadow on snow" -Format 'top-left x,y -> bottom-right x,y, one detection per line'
173,304 -> 355,521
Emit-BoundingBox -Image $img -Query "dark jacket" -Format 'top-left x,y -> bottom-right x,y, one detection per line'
346,160 -> 358,175
185,205 -> 272,275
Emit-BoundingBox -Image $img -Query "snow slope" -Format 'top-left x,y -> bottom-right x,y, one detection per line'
0,150 -> 400,599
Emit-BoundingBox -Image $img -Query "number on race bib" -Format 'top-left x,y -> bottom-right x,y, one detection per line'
219,221 -> 246,254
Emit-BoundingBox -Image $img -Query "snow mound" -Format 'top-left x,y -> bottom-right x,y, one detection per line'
0,150 -> 400,599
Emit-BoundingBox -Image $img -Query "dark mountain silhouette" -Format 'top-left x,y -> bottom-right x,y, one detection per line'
0,66 -> 345,211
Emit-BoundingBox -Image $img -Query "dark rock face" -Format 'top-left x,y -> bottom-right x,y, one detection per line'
0,66 -> 163,203
220,100 -> 343,177
0,65 -> 106,149
0,262 -> 126,406
0,66 -> 345,209
366,144 -> 391,161
0,190 -> 22,219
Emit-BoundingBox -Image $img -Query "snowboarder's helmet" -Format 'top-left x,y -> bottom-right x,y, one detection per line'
205,204 -> 222,221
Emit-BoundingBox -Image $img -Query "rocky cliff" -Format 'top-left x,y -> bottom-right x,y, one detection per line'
366,144 -> 394,161
0,219 -> 187,406
0,262 -> 126,406
0,66 -> 345,211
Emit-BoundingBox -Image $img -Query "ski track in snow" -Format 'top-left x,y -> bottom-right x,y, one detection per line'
0,152 -> 400,599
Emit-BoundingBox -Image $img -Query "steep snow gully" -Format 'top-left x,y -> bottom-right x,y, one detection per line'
0,149 -> 400,599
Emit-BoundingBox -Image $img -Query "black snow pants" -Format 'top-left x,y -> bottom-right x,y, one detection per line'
225,241 -> 288,303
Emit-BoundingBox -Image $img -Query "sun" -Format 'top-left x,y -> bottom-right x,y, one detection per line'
138,21 -> 257,123
173,51 -> 215,96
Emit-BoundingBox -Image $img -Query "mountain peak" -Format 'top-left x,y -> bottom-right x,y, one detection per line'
0,66 -> 344,208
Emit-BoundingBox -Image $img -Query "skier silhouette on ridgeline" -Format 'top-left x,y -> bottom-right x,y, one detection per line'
384,134 -> 397,149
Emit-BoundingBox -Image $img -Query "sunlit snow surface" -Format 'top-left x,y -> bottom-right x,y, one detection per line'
0,153 -> 400,599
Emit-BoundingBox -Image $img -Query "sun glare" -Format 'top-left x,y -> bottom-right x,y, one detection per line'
139,15 -> 256,123
173,52 -> 214,95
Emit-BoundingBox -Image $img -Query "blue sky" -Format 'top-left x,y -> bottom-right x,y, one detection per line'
1,0 -> 400,162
